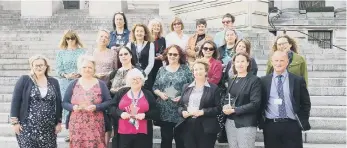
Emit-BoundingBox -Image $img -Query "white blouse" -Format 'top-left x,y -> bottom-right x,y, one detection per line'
165,32 -> 189,51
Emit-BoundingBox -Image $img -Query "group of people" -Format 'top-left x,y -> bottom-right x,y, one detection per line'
10,12 -> 311,148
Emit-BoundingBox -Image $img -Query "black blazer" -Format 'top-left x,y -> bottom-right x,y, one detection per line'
258,72 -> 311,131
10,75 -> 62,125
225,73 -> 262,128
109,87 -> 160,148
178,82 -> 221,134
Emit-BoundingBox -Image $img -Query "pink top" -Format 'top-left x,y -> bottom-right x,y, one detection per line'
207,58 -> 223,84
118,93 -> 149,134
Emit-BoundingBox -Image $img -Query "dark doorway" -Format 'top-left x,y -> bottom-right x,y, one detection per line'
63,1 -> 80,9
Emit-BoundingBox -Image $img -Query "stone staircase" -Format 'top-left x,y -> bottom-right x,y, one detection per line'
0,9 -> 346,148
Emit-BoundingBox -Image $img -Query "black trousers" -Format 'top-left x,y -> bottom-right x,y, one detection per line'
263,120 -> 303,148
182,118 -> 217,148
160,121 -> 185,148
118,134 -> 151,148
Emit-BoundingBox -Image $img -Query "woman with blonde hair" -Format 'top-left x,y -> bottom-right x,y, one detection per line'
265,34 -> 308,83
165,17 -> 189,51
56,30 -> 85,142
62,55 -> 112,148
126,23 -> 155,90
148,18 -> 166,88
91,29 -> 118,83
11,55 -> 62,147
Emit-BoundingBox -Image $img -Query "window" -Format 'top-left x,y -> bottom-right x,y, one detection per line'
269,0 -> 274,8
308,30 -> 332,49
299,0 -> 325,10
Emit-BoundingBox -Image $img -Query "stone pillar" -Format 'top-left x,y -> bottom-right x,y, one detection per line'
89,1 -> 124,17
2,1 -> 21,11
21,0 -> 53,17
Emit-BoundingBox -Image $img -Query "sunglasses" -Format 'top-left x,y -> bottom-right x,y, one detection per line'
202,47 -> 215,51
66,37 -> 76,41
222,20 -> 231,24
173,23 -> 182,26
119,52 -> 129,57
168,53 -> 179,57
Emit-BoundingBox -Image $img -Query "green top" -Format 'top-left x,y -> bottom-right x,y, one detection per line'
266,52 -> 308,85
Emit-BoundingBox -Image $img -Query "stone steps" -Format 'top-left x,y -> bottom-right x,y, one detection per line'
0,137 -> 345,148
0,76 -> 345,87
0,124 -> 345,144
0,102 -> 345,117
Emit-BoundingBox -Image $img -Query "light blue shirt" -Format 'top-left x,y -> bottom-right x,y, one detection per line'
265,70 -> 295,119
214,30 -> 243,48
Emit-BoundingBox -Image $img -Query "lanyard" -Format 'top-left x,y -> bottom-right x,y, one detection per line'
130,90 -> 142,106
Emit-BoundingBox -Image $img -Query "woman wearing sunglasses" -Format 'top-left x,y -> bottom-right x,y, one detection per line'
56,30 -> 85,142
153,45 -> 193,148
197,40 -> 223,85
108,46 -> 140,97
165,17 -> 189,51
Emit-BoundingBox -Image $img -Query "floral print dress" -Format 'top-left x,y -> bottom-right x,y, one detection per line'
69,81 -> 105,148
16,82 -> 57,148
153,64 -> 193,123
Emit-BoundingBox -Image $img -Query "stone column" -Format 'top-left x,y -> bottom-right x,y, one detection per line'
89,1 -> 124,17
21,0 -> 53,17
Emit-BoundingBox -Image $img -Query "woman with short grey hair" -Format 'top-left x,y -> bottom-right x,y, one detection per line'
109,68 -> 159,148
62,55 -> 112,148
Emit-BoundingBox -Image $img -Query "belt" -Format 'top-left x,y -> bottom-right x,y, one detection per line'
265,118 -> 295,123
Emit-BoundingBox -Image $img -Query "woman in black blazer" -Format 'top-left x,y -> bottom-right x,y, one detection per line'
178,59 -> 221,148
222,52 -> 261,148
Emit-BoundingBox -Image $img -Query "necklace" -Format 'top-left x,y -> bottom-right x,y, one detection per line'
235,77 -> 243,83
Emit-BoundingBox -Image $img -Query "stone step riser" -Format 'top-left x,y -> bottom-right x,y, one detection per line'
0,103 -> 345,117
0,125 -> 345,144
2,76 -> 345,87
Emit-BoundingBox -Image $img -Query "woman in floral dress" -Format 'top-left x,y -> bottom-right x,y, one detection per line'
153,45 -> 193,148
11,55 -> 62,148
62,55 -> 112,148
56,30 -> 85,142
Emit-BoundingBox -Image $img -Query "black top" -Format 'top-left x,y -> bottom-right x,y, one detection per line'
154,37 -> 166,55
224,73 -> 262,128
10,75 -> 62,125
223,57 -> 258,85
178,82 -> 221,134
131,42 -> 151,71
196,34 -> 206,45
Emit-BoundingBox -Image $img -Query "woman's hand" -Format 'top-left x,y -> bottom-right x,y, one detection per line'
73,105 -> 81,112
158,92 -> 169,100
121,112 -> 131,120
13,124 -> 22,135
135,113 -> 146,120
223,108 -> 235,115
55,123 -> 62,134
182,111 -> 190,118
85,105 -> 96,112
172,96 -> 181,102
192,110 -> 204,117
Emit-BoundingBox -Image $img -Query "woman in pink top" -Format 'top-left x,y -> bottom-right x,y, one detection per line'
109,68 -> 159,148
197,40 -> 223,85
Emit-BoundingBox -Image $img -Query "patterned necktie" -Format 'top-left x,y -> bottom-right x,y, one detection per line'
277,75 -> 287,118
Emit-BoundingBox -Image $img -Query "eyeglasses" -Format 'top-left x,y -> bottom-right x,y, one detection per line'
33,64 -> 46,69
66,37 -> 76,41
202,47 -> 215,51
132,77 -> 142,81
168,53 -> 179,57
173,23 -> 182,26
222,20 -> 231,24
119,53 -> 129,57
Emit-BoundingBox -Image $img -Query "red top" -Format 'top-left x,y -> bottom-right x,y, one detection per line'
207,58 -> 223,84
118,93 -> 149,134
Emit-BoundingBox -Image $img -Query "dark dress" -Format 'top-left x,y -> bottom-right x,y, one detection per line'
16,82 -> 57,148
152,37 -> 166,89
